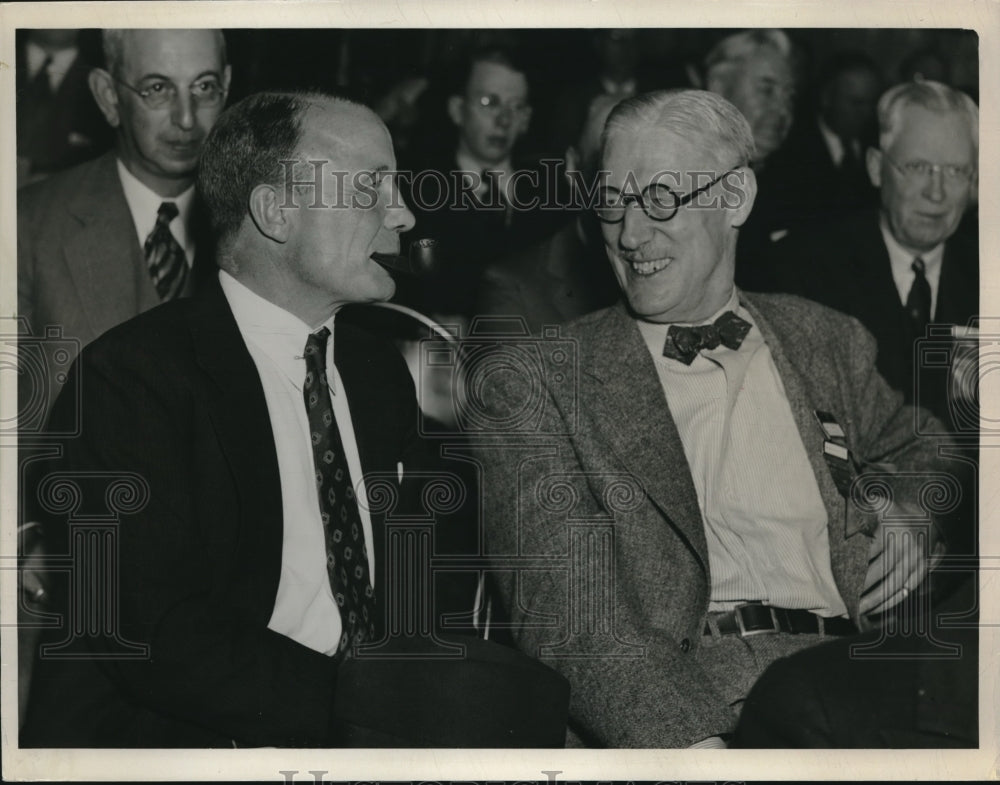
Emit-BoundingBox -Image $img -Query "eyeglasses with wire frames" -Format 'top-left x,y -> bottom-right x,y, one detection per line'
595,168 -> 742,224
112,74 -> 227,111
880,150 -> 975,185
469,93 -> 531,118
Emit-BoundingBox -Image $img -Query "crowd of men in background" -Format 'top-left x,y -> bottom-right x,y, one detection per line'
14,26 -> 980,749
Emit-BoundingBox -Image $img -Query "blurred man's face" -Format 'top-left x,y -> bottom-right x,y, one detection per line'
722,47 -> 794,164
449,60 -> 531,166
600,125 -> 754,324
822,68 -> 880,141
867,105 -> 976,253
104,30 -> 230,196
282,103 -> 416,322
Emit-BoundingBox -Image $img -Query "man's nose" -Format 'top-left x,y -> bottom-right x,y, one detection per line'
495,106 -> 513,128
171,91 -> 197,131
618,203 -> 651,249
922,168 -> 946,202
387,192 -> 416,233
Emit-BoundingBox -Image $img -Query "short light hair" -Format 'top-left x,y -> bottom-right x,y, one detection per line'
877,79 -> 978,154
601,88 -> 756,169
101,28 -> 228,77
704,29 -> 792,96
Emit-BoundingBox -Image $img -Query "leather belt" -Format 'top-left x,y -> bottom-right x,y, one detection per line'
705,603 -> 857,637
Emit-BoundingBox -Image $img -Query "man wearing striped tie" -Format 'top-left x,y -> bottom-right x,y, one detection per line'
476,88 -> 968,748
16,28 -> 231,730
18,28 -> 231,422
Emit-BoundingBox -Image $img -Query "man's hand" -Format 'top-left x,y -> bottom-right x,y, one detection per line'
859,500 -> 943,616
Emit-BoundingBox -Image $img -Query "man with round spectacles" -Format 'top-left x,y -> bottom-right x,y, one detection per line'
476,88 -> 958,747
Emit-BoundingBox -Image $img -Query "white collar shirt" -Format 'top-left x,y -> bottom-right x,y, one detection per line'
880,216 -> 945,319
637,289 -> 848,617
117,159 -> 197,265
219,270 -> 377,656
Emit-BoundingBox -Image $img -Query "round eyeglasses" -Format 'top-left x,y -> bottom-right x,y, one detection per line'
113,75 -> 227,111
881,151 -> 975,184
595,169 -> 741,224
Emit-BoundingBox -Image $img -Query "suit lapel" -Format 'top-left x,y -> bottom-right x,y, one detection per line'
742,294 -> 870,618
579,304 -> 709,571
62,154 -> 146,339
189,283 -> 285,622
936,236 -> 978,327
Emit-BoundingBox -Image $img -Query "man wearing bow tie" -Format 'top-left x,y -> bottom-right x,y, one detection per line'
476,89 -> 958,747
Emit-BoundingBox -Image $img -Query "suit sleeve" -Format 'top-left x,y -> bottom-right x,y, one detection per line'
475,373 -> 737,748
835,313 -> 966,543
45,344 -> 340,747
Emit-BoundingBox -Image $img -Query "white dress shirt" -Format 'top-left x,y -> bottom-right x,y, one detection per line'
455,149 -> 515,204
26,40 -> 78,92
817,116 -> 860,168
637,290 -> 849,617
880,216 -> 945,319
117,159 -> 197,265
220,271 -> 377,656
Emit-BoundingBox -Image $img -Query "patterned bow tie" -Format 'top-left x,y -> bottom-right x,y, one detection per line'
661,310 -> 753,365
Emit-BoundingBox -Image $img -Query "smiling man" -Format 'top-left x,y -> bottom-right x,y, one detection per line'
18,28 -> 231,417
476,89 -> 961,747
21,91 -> 424,747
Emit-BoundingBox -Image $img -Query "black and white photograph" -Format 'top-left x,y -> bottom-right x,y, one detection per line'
1,0 -> 996,781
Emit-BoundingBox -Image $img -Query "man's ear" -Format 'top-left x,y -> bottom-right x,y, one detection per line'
446,95 -> 464,127
249,183 -> 291,243
727,166 -> 758,229
88,68 -> 121,128
866,146 -> 883,188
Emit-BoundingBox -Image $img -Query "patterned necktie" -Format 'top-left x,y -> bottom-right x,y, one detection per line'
303,328 -> 377,655
144,202 -> 189,301
662,310 -> 753,365
906,257 -> 932,335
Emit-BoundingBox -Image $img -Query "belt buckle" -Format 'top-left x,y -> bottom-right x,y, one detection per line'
734,603 -> 779,637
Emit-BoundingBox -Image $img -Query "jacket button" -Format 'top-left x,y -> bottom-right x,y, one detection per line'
680,638 -> 691,653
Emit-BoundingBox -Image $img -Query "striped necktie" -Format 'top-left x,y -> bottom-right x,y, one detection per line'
144,201 -> 189,300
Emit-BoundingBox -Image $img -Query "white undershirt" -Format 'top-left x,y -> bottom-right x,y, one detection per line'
220,270 -> 377,656
117,159 -> 196,265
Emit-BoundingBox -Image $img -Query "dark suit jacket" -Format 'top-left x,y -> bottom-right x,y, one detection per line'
18,151 -> 214,424
21,282 -> 426,747
475,217 -> 619,331
768,209 -> 978,423
15,36 -> 112,177
395,152 -> 567,319
475,292 -> 953,747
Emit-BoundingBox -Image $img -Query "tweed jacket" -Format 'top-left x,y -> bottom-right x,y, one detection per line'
476,291 -> 949,747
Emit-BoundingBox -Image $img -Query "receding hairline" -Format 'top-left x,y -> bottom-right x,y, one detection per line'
291,98 -> 389,158
102,28 -> 227,76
